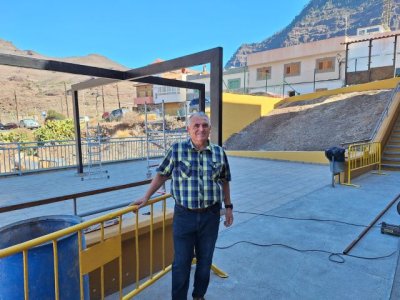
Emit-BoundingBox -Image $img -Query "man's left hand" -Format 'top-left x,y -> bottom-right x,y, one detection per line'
224,209 -> 233,227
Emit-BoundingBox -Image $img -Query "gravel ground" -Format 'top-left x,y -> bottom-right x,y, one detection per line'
224,90 -> 392,151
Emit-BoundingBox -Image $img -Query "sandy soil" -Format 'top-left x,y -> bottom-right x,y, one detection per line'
224,90 -> 392,151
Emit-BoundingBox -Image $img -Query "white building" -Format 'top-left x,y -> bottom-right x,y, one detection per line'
183,28 -> 400,101
246,36 -> 347,96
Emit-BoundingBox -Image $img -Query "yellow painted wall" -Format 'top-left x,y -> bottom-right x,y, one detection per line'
222,93 -> 281,142
227,150 -> 329,164
222,79 -> 400,165
165,102 -> 181,115
222,102 -> 261,142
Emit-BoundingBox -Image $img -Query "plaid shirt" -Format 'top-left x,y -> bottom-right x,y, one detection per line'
156,139 -> 231,209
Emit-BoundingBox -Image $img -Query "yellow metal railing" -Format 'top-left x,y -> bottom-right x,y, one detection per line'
0,194 -> 172,300
0,194 -> 228,299
345,142 -> 382,186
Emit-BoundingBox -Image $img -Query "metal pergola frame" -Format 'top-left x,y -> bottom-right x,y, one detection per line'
0,47 -> 223,174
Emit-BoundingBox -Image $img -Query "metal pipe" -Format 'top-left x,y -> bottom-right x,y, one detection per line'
393,35 -> 398,77
368,39 -> 373,82
344,43 -> 349,86
343,193 -> 400,255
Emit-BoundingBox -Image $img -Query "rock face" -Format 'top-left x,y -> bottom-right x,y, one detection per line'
226,0 -> 400,68
223,90 -> 392,151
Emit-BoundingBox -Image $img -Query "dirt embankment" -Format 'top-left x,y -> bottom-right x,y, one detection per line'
224,90 -> 392,151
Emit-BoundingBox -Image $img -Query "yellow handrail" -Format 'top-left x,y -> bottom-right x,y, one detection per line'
0,193 -> 228,299
0,194 -> 171,299
346,142 -> 382,186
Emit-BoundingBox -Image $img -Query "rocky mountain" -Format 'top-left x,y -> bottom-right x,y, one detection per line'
226,0 -> 400,68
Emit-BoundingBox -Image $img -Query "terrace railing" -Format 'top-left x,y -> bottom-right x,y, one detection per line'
0,133 -> 187,176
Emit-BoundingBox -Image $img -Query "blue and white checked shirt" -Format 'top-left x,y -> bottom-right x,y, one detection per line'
156,139 -> 231,209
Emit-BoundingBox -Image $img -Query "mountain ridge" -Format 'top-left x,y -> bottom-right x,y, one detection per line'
226,0 -> 400,68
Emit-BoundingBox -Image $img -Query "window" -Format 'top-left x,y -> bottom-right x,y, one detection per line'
256,67 -> 271,81
284,62 -> 301,77
227,78 -> 241,90
316,57 -> 335,73
137,85 -> 152,97
367,27 -> 380,33
156,86 -> 180,95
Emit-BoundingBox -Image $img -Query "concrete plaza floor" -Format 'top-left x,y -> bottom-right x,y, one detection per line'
1,156 -> 400,299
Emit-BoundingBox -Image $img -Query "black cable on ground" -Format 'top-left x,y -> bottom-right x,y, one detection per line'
216,210 -> 396,263
235,210 -> 377,228
215,240 -> 397,264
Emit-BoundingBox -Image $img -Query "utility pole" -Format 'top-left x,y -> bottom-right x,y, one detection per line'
95,90 -> 99,116
14,90 -> 19,121
64,82 -> 70,118
116,84 -> 121,109
243,65 -> 246,94
265,69 -> 269,93
101,86 -> 106,113
60,96 -> 64,113
313,69 -> 316,92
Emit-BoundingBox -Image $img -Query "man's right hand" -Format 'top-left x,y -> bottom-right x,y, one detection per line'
130,196 -> 149,208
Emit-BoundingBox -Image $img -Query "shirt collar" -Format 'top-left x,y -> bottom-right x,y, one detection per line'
187,138 -> 212,152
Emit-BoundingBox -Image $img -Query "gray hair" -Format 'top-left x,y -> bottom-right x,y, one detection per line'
188,112 -> 211,126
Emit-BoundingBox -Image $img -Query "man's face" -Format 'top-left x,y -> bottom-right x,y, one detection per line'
187,115 -> 211,146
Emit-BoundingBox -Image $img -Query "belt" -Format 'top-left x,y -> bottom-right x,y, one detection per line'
177,202 -> 219,213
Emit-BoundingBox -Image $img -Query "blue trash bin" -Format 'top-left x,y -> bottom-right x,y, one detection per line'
0,215 -> 89,300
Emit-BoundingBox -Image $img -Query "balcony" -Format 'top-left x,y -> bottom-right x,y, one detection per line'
134,96 -> 154,105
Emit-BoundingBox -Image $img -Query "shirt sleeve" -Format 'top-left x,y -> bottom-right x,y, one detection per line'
221,149 -> 231,182
156,145 -> 174,177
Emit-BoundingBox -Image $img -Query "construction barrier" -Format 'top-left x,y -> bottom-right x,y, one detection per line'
346,142 -> 382,186
0,194 -> 228,300
0,195 -> 173,300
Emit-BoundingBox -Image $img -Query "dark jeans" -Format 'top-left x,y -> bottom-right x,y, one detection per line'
172,203 -> 220,300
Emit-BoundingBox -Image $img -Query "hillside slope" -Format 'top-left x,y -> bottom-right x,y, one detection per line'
224,90 -> 391,151
0,40 -> 136,123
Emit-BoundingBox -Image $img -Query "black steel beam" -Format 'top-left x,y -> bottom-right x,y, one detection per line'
71,75 -> 205,91
72,90 -> 84,174
0,53 -> 125,79
0,47 -> 223,173
209,47 -> 223,145
134,76 -> 205,90
123,48 -> 220,80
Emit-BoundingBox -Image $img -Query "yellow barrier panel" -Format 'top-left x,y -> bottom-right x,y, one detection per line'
0,195 -> 170,299
0,194 -> 228,299
345,142 -> 383,187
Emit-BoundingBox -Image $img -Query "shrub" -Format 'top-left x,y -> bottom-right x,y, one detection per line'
45,110 -> 66,121
0,128 -> 35,143
35,119 -> 75,142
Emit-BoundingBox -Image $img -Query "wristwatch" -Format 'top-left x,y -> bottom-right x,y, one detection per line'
225,203 -> 233,210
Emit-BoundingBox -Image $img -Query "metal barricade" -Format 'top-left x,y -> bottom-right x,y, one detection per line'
345,142 -> 383,186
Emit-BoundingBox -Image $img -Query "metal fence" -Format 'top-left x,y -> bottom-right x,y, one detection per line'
0,133 -> 187,176
345,141 -> 382,186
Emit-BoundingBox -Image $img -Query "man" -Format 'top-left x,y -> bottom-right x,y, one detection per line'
134,112 -> 233,300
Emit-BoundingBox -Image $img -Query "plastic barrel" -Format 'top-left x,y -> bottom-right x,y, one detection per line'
0,215 -> 89,300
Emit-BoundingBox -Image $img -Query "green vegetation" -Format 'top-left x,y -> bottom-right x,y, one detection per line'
45,110 -> 66,121
0,128 -> 34,143
35,119 -> 75,142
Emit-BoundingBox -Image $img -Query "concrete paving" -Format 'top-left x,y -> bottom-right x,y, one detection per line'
1,156 -> 400,299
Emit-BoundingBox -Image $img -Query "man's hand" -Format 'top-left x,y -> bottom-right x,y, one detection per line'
224,209 -> 233,227
130,196 -> 149,208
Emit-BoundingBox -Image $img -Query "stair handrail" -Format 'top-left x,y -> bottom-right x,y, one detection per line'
370,82 -> 400,141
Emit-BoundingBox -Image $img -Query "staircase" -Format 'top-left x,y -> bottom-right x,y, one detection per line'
382,114 -> 400,170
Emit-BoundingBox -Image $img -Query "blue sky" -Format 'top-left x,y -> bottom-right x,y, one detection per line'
1,0 -> 309,68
